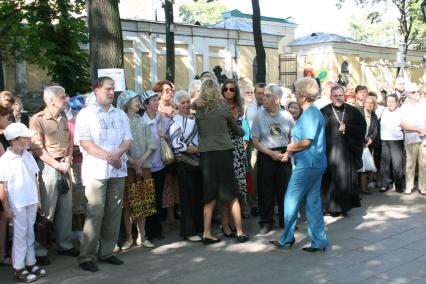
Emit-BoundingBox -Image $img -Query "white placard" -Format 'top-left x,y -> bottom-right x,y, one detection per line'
97,68 -> 126,92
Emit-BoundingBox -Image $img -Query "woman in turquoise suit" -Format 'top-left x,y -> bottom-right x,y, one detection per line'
270,77 -> 329,252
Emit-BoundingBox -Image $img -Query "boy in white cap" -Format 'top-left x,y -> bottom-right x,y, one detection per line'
0,123 -> 47,282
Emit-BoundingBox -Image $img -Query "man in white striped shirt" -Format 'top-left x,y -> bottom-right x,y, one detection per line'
74,77 -> 132,272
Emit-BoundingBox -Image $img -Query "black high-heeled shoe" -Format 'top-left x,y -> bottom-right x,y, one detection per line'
202,237 -> 222,245
220,225 -> 236,238
270,239 -> 295,249
236,234 -> 249,243
302,246 -> 326,253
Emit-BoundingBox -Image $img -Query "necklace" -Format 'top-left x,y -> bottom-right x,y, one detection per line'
331,105 -> 346,134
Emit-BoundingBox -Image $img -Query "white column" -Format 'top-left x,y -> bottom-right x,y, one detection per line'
225,39 -> 233,79
16,61 -> 27,97
134,36 -> 143,93
188,37 -> 196,83
150,37 -> 158,84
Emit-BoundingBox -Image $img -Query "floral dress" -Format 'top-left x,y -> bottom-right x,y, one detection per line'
229,114 -> 248,198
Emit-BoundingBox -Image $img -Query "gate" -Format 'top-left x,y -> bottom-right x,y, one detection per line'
279,54 -> 297,88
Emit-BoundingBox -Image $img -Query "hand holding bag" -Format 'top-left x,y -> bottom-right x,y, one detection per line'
128,175 -> 157,218
358,147 -> 377,173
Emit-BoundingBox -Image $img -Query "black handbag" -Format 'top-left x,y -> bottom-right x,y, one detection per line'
34,211 -> 55,249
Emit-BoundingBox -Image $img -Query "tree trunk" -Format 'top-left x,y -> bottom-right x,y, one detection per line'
164,0 -> 175,83
251,0 -> 266,83
0,56 -> 4,91
87,0 -> 124,86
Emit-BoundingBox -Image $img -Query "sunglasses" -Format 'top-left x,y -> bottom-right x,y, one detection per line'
224,87 -> 235,92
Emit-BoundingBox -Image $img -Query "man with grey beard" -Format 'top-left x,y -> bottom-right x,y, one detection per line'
320,85 -> 366,217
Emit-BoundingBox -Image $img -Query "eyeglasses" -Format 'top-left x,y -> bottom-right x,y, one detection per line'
224,87 -> 235,92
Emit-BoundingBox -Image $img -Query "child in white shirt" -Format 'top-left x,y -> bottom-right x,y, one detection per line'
0,123 -> 46,282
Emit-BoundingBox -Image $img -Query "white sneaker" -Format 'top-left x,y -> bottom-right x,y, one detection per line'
187,235 -> 202,242
121,240 -> 132,250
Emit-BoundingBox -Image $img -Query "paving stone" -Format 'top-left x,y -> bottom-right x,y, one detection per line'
2,186 -> 426,283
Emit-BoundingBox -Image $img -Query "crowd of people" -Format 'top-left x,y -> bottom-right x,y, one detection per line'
0,72 -> 425,282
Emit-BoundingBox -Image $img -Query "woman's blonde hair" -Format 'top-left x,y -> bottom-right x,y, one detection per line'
199,79 -> 225,110
294,77 -> 319,102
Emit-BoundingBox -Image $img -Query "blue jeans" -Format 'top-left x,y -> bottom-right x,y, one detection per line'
279,167 -> 329,248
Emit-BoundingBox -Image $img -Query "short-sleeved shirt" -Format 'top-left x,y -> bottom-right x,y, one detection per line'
30,108 -> 72,158
0,149 -> 39,209
74,103 -> 132,183
380,108 -> 403,141
292,105 -> 327,169
401,102 -> 426,145
251,108 -> 295,149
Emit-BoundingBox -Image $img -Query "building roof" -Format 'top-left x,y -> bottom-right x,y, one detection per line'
289,32 -> 360,46
288,32 -> 403,50
214,17 -> 279,35
221,9 -> 295,24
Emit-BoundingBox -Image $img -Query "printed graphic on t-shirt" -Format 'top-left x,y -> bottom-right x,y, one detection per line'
269,123 -> 282,140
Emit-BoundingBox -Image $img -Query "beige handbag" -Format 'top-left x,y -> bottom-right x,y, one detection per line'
160,117 -> 175,165
160,137 -> 174,165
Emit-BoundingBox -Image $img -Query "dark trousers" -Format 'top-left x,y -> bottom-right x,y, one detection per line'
145,168 -> 166,239
176,162 -> 203,238
380,140 -> 404,190
257,150 -> 292,228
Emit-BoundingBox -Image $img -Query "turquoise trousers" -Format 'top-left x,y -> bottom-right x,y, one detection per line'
279,167 -> 329,248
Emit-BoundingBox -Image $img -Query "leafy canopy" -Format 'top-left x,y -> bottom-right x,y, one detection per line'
0,0 -> 90,95
337,0 -> 426,50
179,0 -> 226,26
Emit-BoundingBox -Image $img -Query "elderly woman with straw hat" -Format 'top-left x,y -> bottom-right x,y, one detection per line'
116,90 -> 157,250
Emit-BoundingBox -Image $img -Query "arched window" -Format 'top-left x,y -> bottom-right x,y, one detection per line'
341,61 -> 349,75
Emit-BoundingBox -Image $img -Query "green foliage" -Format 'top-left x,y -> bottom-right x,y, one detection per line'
349,13 -> 399,45
179,0 -> 226,25
0,0 -> 90,95
337,0 -> 426,50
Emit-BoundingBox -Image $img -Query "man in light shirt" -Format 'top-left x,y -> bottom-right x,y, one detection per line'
401,83 -> 426,195
30,86 -> 76,264
74,77 -> 132,272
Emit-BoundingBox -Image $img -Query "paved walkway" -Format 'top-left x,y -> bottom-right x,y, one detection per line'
2,189 -> 426,284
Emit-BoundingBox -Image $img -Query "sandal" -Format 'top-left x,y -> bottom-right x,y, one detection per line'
15,268 -> 37,283
27,264 -> 47,278
0,256 -> 12,266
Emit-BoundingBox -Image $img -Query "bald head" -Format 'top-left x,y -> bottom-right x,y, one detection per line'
395,77 -> 405,93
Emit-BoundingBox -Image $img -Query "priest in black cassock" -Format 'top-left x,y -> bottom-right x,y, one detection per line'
321,85 -> 366,217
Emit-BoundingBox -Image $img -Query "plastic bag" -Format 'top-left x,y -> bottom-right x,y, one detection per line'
358,147 -> 377,172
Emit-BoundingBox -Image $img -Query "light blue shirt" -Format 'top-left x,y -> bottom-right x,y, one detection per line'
292,105 -> 327,169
